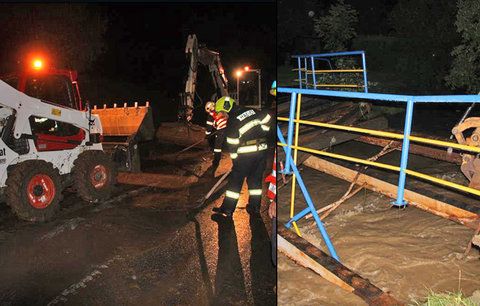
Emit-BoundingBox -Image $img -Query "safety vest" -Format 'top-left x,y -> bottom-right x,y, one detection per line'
224,106 -> 272,159
206,111 -> 227,135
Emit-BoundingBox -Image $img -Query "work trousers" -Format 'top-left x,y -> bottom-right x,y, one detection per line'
221,150 -> 267,213
212,129 -> 226,170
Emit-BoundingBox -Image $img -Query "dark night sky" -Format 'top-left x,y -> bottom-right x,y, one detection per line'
93,3 -> 275,100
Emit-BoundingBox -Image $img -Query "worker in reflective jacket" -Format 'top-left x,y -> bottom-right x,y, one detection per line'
205,101 -> 228,176
205,101 -> 217,149
212,96 -> 272,217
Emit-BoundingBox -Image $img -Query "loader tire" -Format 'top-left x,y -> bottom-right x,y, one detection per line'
73,150 -> 117,203
5,160 -> 62,222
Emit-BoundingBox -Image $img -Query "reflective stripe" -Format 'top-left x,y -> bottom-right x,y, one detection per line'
239,119 -> 261,136
227,137 -> 240,145
226,190 -> 240,199
230,153 -> 238,159
260,114 -> 271,124
214,149 -> 222,153
248,189 -> 262,196
237,143 -> 268,154
261,124 -> 270,131
207,121 -> 214,125
237,145 -> 258,153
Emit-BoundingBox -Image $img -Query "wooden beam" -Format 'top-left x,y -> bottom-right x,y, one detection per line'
278,227 -> 404,306
355,136 -> 462,165
117,172 -> 198,189
303,156 -> 480,229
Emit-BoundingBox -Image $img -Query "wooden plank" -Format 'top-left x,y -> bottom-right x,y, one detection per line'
355,136 -> 462,165
117,172 -> 198,189
278,227 -> 404,306
303,156 -> 480,229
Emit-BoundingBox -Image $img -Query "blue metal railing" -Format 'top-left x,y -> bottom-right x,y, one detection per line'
292,51 -> 368,92
278,86 -> 480,261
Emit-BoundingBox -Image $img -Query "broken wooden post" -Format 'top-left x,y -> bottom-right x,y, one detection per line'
303,156 -> 480,229
278,227 -> 403,306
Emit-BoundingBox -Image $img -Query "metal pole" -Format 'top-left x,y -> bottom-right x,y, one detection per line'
278,126 -> 339,261
284,92 -> 297,174
310,57 -> 317,89
297,57 -> 302,89
304,58 -> 308,88
236,77 -> 240,104
258,69 -> 262,108
394,97 -> 415,206
361,52 -> 368,93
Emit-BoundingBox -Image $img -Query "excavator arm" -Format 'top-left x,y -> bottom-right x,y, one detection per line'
182,34 -> 229,122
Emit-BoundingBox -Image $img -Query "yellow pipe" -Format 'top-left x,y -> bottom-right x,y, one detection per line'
277,142 -> 480,197
405,169 -> 480,196
315,84 -> 361,88
277,117 -> 480,154
290,94 -> 302,237
292,68 -> 307,72
305,69 -> 364,74
296,82 -> 362,88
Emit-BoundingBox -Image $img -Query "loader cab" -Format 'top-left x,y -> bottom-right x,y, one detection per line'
2,69 -> 83,111
1,69 -> 86,152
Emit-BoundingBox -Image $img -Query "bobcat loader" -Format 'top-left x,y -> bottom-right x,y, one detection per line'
1,64 -> 155,172
0,80 -> 116,222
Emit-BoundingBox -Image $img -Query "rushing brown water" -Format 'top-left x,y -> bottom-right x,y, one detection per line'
278,141 -> 480,305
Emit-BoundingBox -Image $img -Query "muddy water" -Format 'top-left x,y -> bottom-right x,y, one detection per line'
278,141 -> 480,305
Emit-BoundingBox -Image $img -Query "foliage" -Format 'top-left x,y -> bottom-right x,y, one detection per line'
0,4 -> 108,73
388,0 -> 458,92
446,0 -> 480,93
411,291 -> 477,306
277,0 -> 319,62
313,0 -> 359,52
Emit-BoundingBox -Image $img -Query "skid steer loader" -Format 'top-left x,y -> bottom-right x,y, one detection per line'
0,80 -> 116,222
1,64 -> 155,172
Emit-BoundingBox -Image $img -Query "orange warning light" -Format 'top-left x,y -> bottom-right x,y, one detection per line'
32,59 -> 43,70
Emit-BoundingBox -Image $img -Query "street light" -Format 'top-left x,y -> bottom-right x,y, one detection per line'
242,66 -> 262,108
235,70 -> 243,104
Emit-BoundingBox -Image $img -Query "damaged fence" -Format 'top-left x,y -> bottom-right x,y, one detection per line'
277,87 -> 480,261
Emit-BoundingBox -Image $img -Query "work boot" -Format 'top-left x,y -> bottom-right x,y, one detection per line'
246,204 -> 261,217
212,206 -> 233,218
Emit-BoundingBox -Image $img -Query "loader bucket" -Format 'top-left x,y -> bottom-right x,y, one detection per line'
92,103 -> 155,141
92,102 -> 155,172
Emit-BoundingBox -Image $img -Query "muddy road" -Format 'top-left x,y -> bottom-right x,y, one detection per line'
0,149 -> 276,305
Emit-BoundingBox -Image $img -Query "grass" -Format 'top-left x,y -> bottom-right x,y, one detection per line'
411,291 -> 477,306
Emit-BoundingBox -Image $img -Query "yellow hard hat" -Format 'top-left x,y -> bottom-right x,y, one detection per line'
215,96 -> 235,113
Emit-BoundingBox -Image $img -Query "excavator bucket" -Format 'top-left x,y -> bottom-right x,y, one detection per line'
92,102 -> 155,172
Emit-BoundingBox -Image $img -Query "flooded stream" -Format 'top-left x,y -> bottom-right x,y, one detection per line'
277,140 -> 480,305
